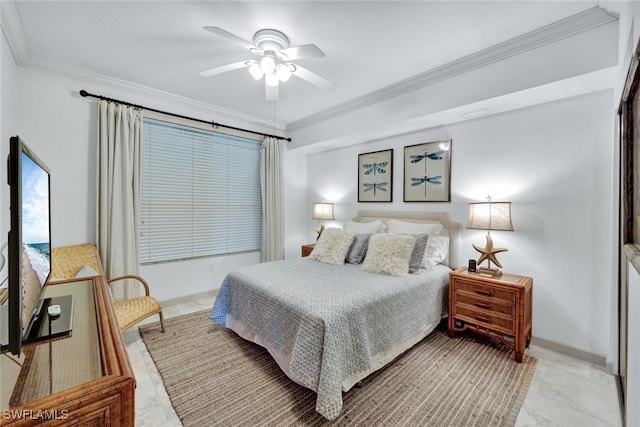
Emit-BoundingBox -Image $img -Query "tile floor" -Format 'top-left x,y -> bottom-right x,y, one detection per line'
125,295 -> 624,426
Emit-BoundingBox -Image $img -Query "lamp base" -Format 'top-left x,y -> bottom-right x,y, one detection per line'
476,267 -> 502,278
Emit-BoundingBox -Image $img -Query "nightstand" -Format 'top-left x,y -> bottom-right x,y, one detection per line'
448,267 -> 533,363
301,244 -> 315,257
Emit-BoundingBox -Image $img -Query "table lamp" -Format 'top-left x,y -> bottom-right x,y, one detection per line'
312,202 -> 334,240
467,197 -> 514,276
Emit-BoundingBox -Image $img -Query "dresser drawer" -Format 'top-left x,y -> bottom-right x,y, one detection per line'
455,306 -> 514,334
454,292 -> 514,317
455,279 -> 515,303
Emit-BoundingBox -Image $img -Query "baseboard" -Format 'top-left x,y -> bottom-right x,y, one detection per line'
160,289 -> 218,308
531,335 -> 608,370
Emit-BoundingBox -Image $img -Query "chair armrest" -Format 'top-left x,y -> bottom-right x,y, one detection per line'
108,274 -> 151,296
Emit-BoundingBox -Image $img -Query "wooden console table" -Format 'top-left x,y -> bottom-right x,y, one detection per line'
1,276 -> 134,425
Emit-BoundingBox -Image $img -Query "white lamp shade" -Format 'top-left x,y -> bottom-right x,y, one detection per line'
265,72 -> 279,87
467,202 -> 514,231
248,63 -> 263,80
312,203 -> 335,220
259,56 -> 276,74
277,64 -> 292,82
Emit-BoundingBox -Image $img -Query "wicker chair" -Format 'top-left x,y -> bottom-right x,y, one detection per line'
50,243 -> 165,333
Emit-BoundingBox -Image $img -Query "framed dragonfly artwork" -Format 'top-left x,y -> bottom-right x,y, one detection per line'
403,139 -> 452,202
358,149 -> 393,202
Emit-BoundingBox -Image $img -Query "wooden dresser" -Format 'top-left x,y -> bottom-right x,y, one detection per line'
1,277 -> 135,425
448,267 -> 533,363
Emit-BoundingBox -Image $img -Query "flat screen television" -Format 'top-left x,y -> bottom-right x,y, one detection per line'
2,136 -> 53,356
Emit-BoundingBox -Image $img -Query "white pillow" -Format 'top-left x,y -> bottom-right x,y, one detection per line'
75,264 -> 100,278
310,228 -> 355,265
422,236 -> 450,269
343,220 -> 384,233
387,219 -> 443,235
361,234 -> 416,276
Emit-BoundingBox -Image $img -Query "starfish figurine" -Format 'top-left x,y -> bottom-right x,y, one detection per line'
473,233 -> 508,268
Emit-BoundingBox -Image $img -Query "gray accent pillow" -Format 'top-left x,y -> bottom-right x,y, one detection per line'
402,233 -> 429,273
345,233 -> 372,264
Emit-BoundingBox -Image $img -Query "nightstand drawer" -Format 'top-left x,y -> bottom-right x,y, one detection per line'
455,279 -> 515,303
455,292 -> 514,317
455,306 -> 514,334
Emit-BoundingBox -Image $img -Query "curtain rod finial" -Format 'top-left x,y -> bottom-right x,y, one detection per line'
79,90 -> 89,97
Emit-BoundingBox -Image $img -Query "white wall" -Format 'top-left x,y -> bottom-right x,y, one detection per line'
305,90 -> 615,357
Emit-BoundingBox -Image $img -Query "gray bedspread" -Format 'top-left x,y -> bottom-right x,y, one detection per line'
210,258 -> 450,420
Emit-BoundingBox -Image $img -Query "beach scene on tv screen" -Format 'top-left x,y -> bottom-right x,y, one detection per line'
21,152 -> 51,325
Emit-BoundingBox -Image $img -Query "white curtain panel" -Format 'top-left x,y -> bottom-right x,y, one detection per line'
96,101 -> 143,300
260,137 -> 285,262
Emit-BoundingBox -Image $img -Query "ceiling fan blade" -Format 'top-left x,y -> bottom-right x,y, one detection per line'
200,61 -> 249,77
278,44 -> 325,61
265,83 -> 279,101
292,65 -> 336,91
203,26 -> 262,55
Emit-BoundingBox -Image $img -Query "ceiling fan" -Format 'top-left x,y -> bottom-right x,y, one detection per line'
200,26 -> 336,100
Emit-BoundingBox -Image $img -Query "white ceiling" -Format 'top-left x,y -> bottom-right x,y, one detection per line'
3,0 -> 609,135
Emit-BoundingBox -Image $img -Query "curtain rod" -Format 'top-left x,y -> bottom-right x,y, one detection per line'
79,90 -> 291,142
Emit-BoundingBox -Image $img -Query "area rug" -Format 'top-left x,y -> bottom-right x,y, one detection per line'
140,310 -> 537,426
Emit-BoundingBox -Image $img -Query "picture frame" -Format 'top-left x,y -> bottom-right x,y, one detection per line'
358,149 -> 393,202
403,139 -> 452,202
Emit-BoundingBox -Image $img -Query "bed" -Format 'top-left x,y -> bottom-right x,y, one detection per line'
210,210 -> 461,420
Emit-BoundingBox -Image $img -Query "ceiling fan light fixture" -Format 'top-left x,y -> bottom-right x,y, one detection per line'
265,72 -> 279,87
248,62 -> 263,80
259,56 -> 276,74
277,64 -> 292,82
201,26 -> 335,98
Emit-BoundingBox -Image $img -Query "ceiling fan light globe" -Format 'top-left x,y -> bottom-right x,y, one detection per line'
259,56 -> 276,74
248,63 -> 263,80
277,64 -> 292,82
265,72 -> 279,87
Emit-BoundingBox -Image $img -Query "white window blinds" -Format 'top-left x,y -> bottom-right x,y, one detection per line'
140,119 -> 261,264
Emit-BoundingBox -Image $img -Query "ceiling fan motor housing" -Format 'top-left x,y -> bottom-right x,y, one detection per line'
253,29 -> 289,52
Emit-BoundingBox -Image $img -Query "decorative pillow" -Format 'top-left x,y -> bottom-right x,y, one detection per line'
75,264 -> 100,278
400,233 -> 429,273
422,236 -> 450,269
310,228 -> 355,265
343,220 -> 384,233
345,233 -> 372,264
362,234 -> 416,276
387,219 -> 443,235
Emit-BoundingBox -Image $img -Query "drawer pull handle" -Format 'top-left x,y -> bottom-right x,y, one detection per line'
475,289 -> 493,296
474,302 -> 491,310
475,315 -> 491,323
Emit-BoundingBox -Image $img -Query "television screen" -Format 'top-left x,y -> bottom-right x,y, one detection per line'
19,149 -> 51,327
2,136 -> 52,356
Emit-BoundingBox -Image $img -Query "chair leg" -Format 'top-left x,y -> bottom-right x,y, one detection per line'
158,311 -> 166,333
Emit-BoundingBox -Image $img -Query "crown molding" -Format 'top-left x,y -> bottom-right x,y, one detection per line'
287,6 -> 618,132
0,1 -> 284,133
1,2 -> 616,136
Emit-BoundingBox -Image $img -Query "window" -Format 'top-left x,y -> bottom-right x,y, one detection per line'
139,118 -> 261,264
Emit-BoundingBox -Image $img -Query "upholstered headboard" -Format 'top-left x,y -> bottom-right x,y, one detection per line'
351,210 -> 462,269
